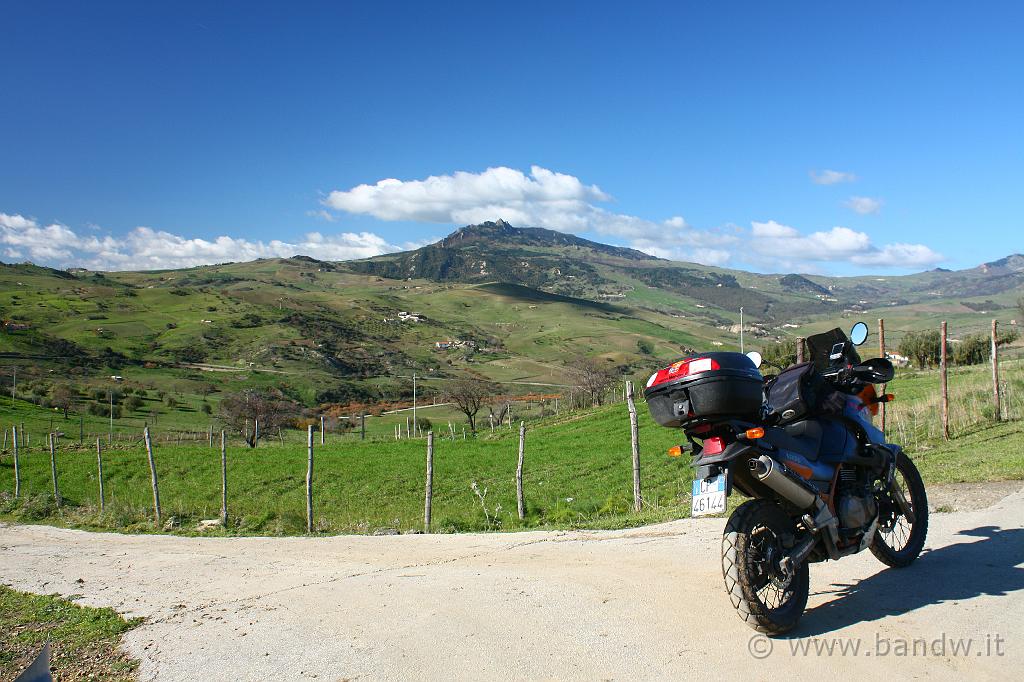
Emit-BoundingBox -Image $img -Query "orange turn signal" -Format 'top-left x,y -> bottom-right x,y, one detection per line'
744,427 -> 765,440
667,445 -> 684,458
884,393 -> 895,402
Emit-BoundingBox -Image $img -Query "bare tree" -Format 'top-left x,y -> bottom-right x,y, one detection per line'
488,401 -> 510,426
51,384 -> 74,419
196,382 -> 217,398
442,379 -> 496,433
570,357 -> 616,407
219,389 -> 296,447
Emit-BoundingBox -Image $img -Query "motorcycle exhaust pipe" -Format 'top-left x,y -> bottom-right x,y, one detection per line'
749,455 -> 818,510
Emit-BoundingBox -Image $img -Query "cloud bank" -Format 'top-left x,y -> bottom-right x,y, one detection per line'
749,220 -> 940,268
0,213 -> 396,271
1,165 -> 942,273
324,166 -> 942,270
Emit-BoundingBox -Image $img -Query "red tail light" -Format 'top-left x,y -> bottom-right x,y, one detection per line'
702,436 -> 725,455
646,357 -> 721,389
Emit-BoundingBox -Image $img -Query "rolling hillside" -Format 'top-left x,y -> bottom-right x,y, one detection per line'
0,220 -> 1021,413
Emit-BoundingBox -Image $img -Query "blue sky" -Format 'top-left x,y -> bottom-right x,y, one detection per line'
1,2 -> 1021,274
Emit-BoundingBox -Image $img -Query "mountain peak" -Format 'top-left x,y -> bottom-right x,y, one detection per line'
439,221 -> 656,261
978,254 -> 1024,274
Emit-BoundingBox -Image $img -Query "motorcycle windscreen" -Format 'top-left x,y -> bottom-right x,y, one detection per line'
804,327 -> 861,370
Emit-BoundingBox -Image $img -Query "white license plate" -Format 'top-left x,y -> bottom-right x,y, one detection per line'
692,474 -> 727,517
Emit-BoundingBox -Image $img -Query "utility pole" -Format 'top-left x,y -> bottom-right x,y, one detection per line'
739,307 -> 745,354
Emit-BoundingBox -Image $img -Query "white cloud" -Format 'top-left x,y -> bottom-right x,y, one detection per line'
0,213 -> 397,271
325,166 -> 610,225
844,196 -> 882,215
749,220 -> 941,268
324,166 -> 941,271
324,165 -> 683,240
810,169 -> 858,185
323,166 -> 735,264
306,209 -> 337,222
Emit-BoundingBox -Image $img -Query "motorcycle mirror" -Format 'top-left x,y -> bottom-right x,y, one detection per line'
745,351 -> 763,368
850,321 -> 869,346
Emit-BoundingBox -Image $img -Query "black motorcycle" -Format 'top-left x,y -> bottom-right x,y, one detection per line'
644,321 -> 927,634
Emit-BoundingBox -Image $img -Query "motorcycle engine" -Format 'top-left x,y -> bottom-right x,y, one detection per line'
835,467 -> 878,533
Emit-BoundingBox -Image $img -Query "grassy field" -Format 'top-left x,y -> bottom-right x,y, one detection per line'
1,357 -> 1022,536
0,402 -> 694,535
0,586 -> 140,682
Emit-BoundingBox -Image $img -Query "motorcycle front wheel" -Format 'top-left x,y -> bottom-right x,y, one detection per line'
870,450 -> 928,567
722,499 -> 809,635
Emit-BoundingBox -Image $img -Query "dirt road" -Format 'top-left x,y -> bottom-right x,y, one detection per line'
2,487 -> 1022,681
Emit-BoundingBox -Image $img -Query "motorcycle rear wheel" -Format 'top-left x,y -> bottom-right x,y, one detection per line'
870,450 -> 928,567
722,499 -> 809,635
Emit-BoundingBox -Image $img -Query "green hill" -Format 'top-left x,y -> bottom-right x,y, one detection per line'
0,221 -> 1021,420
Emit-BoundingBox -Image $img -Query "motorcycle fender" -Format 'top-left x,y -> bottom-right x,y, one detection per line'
693,442 -> 763,494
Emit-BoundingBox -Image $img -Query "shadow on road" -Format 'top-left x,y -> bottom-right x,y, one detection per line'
796,526 -> 1024,636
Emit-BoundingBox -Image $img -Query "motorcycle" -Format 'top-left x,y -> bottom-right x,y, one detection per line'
644,321 -> 928,634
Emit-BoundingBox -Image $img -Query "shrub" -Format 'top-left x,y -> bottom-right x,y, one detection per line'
952,334 -> 989,366
88,403 -> 122,419
898,330 -> 941,369
761,338 -> 798,368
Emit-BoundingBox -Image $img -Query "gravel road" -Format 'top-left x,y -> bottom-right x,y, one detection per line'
2,485 -> 1022,681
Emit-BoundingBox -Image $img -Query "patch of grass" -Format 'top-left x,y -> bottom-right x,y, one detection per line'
0,585 -> 141,682
910,420 -> 1024,484
0,403 -> 694,535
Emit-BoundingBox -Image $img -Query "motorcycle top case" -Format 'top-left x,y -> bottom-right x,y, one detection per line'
643,352 -> 763,428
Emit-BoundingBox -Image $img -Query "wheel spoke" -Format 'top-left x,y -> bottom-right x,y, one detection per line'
876,460 -> 920,555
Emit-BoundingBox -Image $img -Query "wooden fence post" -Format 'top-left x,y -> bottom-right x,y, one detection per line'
626,381 -> 642,512
143,426 -> 161,525
253,418 -> 259,448
796,337 -> 805,364
306,425 -> 314,533
3,429 -> 7,450
424,431 -> 434,532
320,416 -> 325,445
992,319 -> 1001,421
940,321 -> 949,440
49,433 -> 62,508
878,318 -> 887,435
360,413 -> 365,440
209,425 -> 214,448
12,426 -> 19,498
220,430 -> 228,526
516,421 -> 526,520
96,438 -> 105,512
